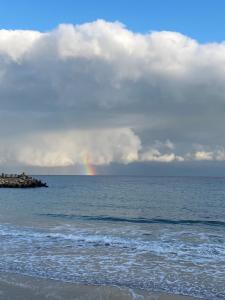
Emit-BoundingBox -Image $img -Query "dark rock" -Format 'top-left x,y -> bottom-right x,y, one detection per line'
0,173 -> 48,188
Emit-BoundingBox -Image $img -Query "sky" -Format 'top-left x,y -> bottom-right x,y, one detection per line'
1,0 -> 225,43
0,1 -> 225,175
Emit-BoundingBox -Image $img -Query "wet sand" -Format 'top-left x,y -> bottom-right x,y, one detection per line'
0,272 -> 201,300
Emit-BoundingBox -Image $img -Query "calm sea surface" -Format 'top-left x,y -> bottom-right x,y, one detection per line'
0,176 -> 225,299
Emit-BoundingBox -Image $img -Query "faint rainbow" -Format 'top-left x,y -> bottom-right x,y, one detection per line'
83,155 -> 96,175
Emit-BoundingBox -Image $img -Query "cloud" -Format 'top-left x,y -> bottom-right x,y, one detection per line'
194,151 -> 213,161
0,20 -> 225,171
0,29 -> 41,60
141,149 -> 184,163
1,128 -> 141,167
193,148 -> 225,161
140,140 -> 184,162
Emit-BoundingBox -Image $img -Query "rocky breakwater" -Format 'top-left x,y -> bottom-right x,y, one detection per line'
0,173 -> 48,188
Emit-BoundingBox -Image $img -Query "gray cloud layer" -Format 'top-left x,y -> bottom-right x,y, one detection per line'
0,20 -> 225,172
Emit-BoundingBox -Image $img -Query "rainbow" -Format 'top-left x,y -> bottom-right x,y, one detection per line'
83,155 -> 96,175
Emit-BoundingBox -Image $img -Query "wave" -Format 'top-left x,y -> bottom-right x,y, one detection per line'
41,213 -> 225,228
0,224 -> 174,255
0,223 -> 224,261
0,222 -> 224,300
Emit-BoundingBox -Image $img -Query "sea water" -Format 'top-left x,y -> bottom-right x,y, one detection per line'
0,176 -> 225,299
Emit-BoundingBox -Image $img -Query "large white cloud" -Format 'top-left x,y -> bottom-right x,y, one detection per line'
0,20 -> 225,171
15,128 -> 141,167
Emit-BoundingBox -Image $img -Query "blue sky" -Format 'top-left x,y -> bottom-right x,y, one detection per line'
0,0 -> 224,43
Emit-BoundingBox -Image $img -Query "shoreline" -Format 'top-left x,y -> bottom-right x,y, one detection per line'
0,272 -> 202,300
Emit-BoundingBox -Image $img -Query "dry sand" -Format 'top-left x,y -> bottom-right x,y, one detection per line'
0,272 -> 202,300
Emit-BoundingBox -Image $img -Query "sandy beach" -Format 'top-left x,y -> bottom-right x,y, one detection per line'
0,272 -> 201,300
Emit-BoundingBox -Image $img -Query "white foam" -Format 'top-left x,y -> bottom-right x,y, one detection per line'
0,223 -> 225,300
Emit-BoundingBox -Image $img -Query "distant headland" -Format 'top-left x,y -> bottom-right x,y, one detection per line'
0,173 -> 48,188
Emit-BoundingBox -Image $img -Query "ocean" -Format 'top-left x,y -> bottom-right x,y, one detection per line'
0,176 -> 225,299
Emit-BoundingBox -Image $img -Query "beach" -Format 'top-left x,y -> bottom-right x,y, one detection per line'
0,176 -> 224,299
0,273 -> 199,300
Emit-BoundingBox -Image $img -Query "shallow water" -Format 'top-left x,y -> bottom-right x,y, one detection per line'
0,176 -> 225,299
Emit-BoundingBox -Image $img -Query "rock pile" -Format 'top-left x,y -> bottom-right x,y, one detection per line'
0,173 -> 48,188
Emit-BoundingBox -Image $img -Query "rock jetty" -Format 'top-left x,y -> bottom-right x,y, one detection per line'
0,173 -> 48,188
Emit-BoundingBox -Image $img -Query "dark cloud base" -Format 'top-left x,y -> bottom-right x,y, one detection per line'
98,162 -> 225,177
2,162 -> 225,177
